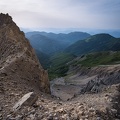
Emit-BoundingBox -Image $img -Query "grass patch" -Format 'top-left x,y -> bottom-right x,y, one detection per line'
76,51 -> 120,67
48,52 -> 76,80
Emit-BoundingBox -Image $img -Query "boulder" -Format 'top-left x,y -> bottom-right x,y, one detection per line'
13,92 -> 38,111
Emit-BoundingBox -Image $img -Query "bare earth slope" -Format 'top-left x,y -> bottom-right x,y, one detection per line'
51,64 -> 120,101
0,13 -> 50,118
0,13 -> 50,93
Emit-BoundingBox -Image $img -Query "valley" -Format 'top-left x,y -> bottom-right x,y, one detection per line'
25,28 -> 120,119
0,13 -> 120,120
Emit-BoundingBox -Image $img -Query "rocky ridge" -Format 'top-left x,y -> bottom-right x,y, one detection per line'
0,13 -> 50,118
0,13 -> 50,93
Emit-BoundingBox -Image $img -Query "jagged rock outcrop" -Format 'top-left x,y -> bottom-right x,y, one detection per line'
75,64 -> 120,93
0,13 -> 50,93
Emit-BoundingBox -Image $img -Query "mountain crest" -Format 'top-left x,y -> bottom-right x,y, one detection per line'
0,13 -> 50,94
0,13 -> 12,26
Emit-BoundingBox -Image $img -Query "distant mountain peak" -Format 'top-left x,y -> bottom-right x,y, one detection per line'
93,33 -> 114,37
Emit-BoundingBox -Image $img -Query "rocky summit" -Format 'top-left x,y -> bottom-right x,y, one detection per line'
0,13 -> 50,118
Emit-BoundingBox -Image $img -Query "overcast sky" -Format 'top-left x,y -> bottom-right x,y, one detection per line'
0,0 -> 120,31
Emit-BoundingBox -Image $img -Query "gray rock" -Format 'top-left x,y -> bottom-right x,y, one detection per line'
47,114 -> 53,120
96,117 -> 102,120
0,114 -> 2,120
13,92 -> 38,111
0,106 -> 2,111
54,117 -> 59,120
111,109 -> 117,114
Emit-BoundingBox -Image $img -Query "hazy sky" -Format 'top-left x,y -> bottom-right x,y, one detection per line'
0,0 -> 120,31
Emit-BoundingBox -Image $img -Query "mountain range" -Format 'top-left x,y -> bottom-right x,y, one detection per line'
65,33 -> 120,56
25,31 -> 90,55
25,31 -> 120,74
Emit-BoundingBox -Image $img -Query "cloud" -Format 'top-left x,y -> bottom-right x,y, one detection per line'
0,0 -> 120,30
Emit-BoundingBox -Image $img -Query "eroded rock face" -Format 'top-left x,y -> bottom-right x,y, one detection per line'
80,65 -> 120,93
0,13 -> 50,93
